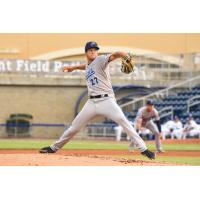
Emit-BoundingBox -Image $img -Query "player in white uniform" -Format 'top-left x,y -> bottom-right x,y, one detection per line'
39,41 -> 155,159
183,116 -> 200,139
162,116 -> 183,139
162,120 -> 176,139
129,100 -> 163,153
171,116 -> 183,139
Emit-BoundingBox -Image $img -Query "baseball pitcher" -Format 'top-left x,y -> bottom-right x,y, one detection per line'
39,41 -> 155,159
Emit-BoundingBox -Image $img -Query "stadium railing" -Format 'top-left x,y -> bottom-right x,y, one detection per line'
159,106 -> 174,120
187,95 -> 200,112
120,74 -> 200,113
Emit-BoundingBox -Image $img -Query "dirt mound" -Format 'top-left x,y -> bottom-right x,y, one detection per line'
0,149 -> 199,157
0,153 -> 177,166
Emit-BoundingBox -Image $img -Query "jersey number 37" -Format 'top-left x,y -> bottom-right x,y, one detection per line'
90,77 -> 98,86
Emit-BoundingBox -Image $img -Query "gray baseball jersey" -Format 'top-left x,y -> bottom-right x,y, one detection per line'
85,54 -> 115,97
135,106 -> 160,127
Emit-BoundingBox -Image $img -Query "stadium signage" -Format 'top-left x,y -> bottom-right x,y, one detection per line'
0,59 -> 82,73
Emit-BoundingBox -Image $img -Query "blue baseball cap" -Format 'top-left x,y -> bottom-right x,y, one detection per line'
85,41 -> 100,52
146,99 -> 154,105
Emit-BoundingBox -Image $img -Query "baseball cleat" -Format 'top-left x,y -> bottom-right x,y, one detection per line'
141,149 -> 156,160
39,146 -> 55,153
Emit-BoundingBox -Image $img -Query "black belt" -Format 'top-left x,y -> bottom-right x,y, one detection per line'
89,94 -> 108,99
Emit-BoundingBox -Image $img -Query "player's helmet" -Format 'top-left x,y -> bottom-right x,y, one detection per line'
146,99 -> 154,105
85,41 -> 100,52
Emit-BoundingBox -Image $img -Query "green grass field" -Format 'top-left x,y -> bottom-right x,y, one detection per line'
0,139 -> 200,150
0,139 -> 200,165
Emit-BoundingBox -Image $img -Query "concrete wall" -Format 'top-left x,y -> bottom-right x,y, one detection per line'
0,85 -> 86,137
0,85 -> 86,123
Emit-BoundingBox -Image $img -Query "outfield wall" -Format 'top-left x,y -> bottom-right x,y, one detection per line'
0,85 -> 86,137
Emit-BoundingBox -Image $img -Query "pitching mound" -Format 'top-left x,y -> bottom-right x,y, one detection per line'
0,153 -> 176,166
0,150 -> 185,166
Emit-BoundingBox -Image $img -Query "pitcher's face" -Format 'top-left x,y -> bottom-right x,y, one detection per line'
86,48 -> 98,61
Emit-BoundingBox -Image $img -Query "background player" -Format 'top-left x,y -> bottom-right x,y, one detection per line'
162,116 -> 183,139
183,115 -> 200,139
39,41 -> 155,159
129,99 -> 163,153
171,116 -> 183,139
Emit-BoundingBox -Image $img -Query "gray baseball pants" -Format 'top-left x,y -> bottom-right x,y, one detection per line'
145,121 -> 162,151
50,97 -> 147,152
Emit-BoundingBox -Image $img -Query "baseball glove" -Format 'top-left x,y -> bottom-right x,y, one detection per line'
121,53 -> 135,74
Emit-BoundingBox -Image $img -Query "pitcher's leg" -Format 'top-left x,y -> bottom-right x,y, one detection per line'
50,100 -> 96,151
98,99 -> 147,152
146,121 -> 162,151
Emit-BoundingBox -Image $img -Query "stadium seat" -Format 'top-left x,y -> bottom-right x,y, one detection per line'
102,86 -> 200,129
